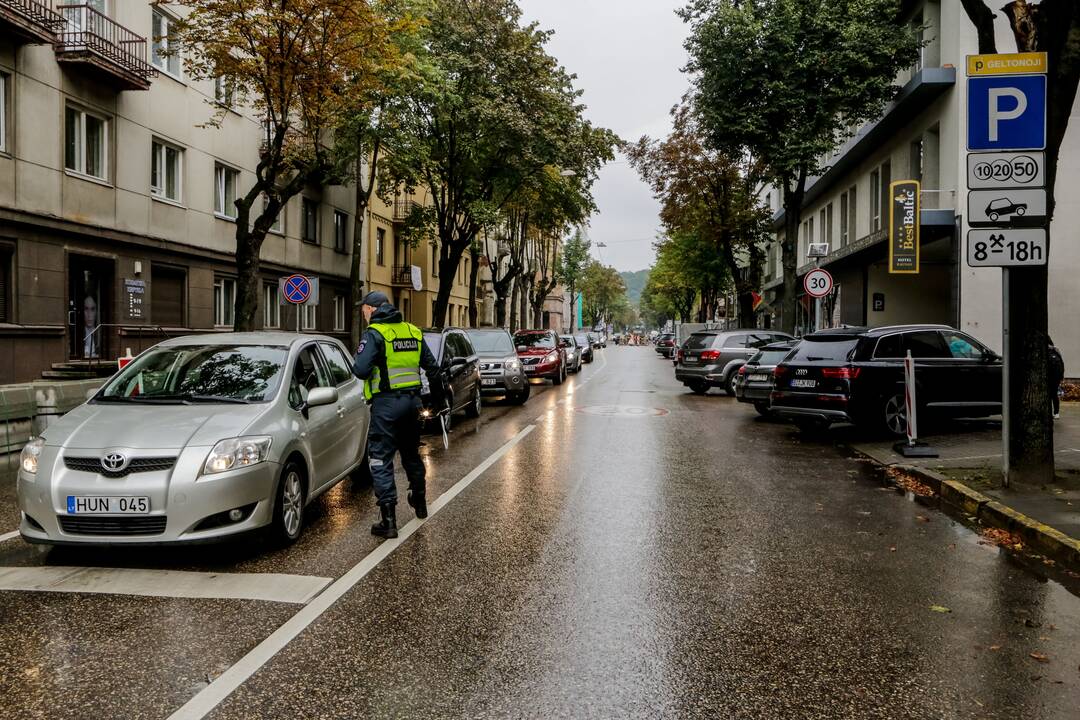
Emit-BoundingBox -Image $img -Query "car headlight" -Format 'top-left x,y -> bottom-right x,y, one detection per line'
505,358 -> 521,372
420,408 -> 433,419
202,436 -> 272,475
20,437 -> 45,475
545,351 -> 558,363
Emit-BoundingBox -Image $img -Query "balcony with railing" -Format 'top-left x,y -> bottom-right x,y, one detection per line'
0,0 -> 66,44
393,199 -> 419,223
390,265 -> 413,287
55,4 -> 156,90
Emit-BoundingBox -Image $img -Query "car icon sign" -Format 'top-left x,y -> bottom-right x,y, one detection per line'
985,197 -> 1028,222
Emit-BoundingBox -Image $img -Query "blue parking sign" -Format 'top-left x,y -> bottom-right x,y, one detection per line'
968,75 -> 1046,151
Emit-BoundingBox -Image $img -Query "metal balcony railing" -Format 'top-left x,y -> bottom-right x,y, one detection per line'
55,4 -> 156,90
0,0 -> 67,43
393,199 -> 419,222
391,265 -> 413,286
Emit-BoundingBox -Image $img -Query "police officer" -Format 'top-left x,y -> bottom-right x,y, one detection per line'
352,291 -> 442,539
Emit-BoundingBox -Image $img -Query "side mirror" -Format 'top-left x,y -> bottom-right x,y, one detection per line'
516,345 -> 527,353
305,386 -> 338,408
450,356 -> 468,367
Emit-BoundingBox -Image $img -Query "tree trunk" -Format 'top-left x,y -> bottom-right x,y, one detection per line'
509,277 -> 521,331
520,283 -> 531,330
468,252 -> 481,327
233,230 -> 262,332
780,171 -> 806,335
568,283 -> 576,333
349,137 -> 380,350
432,238 -> 465,329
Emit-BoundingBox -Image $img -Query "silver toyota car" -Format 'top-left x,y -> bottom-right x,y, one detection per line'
17,333 -> 369,546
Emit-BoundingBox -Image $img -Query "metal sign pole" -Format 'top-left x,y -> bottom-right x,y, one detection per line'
1002,267 -> 1011,487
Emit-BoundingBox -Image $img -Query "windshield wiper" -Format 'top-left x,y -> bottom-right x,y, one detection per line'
182,395 -> 252,404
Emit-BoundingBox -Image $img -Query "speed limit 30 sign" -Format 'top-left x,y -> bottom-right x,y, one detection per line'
803,268 -> 834,298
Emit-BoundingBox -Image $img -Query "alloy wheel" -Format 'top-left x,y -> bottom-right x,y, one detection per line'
884,394 -> 907,436
282,470 -> 303,538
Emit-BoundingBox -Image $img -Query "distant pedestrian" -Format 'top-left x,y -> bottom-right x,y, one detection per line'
1048,336 -> 1065,420
352,292 -> 443,539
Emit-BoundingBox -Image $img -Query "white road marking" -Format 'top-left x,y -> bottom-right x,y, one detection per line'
0,567 -> 331,604
168,423 -> 537,720
0,530 -> 19,544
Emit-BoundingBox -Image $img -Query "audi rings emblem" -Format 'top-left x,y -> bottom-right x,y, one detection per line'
101,452 -> 129,472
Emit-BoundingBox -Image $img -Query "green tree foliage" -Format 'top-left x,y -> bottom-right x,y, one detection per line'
682,0 -> 921,333
579,261 -> 627,328
382,0 -> 616,328
559,228 -> 592,331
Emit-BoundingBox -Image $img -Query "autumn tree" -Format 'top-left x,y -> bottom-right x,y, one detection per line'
960,0 -> 1080,484
173,0 -> 407,331
682,0 -> 921,333
627,101 -> 769,327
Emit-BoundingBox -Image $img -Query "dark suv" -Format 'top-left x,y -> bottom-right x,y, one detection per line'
675,329 -> 795,395
770,325 -> 1002,434
421,327 -> 482,428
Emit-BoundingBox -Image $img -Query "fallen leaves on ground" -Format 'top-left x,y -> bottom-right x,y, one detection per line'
885,467 -> 937,497
1030,652 -> 1050,663
929,604 -> 951,613
979,527 -> 1025,551
989,644 -> 1002,651
915,514 -> 931,523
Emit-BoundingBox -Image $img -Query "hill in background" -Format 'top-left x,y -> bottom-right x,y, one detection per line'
620,269 -> 649,305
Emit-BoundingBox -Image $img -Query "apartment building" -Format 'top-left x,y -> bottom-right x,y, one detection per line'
762,0 -> 1080,374
0,0 -> 370,384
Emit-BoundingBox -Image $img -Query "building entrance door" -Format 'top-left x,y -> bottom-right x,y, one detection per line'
68,255 -> 113,360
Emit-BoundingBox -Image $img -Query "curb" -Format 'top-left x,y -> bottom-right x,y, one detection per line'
859,455 -> 1080,572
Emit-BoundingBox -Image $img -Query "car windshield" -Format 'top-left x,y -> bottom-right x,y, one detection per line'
788,338 -> 859,362
97,345 -> 288,403
515,333 -> 555,349
468,330 -> 515,354
751,348 -> 792,366
561,336 -> 576,347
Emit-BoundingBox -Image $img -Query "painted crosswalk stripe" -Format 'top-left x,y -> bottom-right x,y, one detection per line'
0,566 -> 332,605
0,530 -> 19,543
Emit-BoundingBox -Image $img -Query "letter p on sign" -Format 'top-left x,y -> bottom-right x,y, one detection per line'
968,75 -> 1046,151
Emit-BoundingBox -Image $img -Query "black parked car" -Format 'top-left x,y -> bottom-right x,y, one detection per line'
574,333 -> 595,363
770,325 -> 1002,435
421,327 -> 482,428
655,333 -> 676,358
734,342 -> 796,416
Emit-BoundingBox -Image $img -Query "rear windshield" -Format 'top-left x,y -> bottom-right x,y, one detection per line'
684,333 -> 716,351
788,338 -> 859,362
467,330 -> 514,354
751,348 -> 792,366
574,334 -> 590,345
514,333 -> 555,349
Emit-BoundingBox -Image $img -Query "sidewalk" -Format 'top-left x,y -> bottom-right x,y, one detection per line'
852,405 -> 1080,549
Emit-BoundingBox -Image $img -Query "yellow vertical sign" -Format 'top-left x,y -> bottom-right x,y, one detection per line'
889,180 -> 920,274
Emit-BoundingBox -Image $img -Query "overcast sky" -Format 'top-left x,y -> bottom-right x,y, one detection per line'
518,0 -> 690,272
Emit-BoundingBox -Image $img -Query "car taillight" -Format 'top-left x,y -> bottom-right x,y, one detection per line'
700,350 -> 721,361
821,367 -> 861,379
773,365 -> 789,377
675,349 -> 684,362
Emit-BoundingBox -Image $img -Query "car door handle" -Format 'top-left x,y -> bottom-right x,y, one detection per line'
336,405 -> 346,418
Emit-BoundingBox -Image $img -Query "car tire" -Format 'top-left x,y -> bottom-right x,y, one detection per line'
271,460 -> 306,546
553,367 -> 564,385
465,386 -> 482,419
989,212 -> 999,221
753,401 -> 771,417
882,392 -> 908,436
1016,206 -> 1026,216
725,371 -> 739,396
689,381 -> 709,396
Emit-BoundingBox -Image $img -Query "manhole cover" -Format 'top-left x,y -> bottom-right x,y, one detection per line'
575,405 -> 669,417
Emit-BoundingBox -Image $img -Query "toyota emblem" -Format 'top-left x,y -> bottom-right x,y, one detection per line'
101,452 -> 128,472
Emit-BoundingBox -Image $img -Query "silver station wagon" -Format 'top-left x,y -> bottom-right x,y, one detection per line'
17,333 -> 370,546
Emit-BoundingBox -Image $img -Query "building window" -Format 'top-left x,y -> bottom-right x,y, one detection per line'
870,169 -> 881,231
151,9 -> 181,78
0,244 -> 11,323
214,163 -> 238,219
301,303 -> 317,330
302,198 -> 319,244
825,203 -> 833,250
150,139 -> 183,203
0,73 -> 7,153
847,185 -> 857,240
214,277 -> 235,327
839,192 -> 849,247
910,138 -> 924,183
263,283 -> 280,328
375,227 -> 385,266
334,295 -> 346,331
432,241 -> 439,277
65,106 -> 107,180
818,208 -> 826,246
334,211 -> 348,253
262,194 -> 283,234
879,160 -> 891,230
214,76 -> 235,107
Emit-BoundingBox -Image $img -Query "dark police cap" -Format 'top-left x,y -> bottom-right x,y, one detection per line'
361,291 -> 390,308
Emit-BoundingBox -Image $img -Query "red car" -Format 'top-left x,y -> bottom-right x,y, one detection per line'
513,330 -> 566,385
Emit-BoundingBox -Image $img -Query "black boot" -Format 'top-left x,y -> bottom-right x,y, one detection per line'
407,490 -> 428,519
371,504 -> 398,538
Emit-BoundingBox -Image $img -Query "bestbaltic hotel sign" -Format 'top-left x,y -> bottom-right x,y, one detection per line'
889,180 -> 920,274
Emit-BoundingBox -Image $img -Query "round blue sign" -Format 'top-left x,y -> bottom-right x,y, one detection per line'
283,274 -> 310,304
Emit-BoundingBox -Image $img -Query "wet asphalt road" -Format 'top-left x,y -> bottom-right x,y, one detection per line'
2,346 -> 1080,720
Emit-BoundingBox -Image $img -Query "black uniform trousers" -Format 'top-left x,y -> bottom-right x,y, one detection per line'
367,391 -> 426,507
